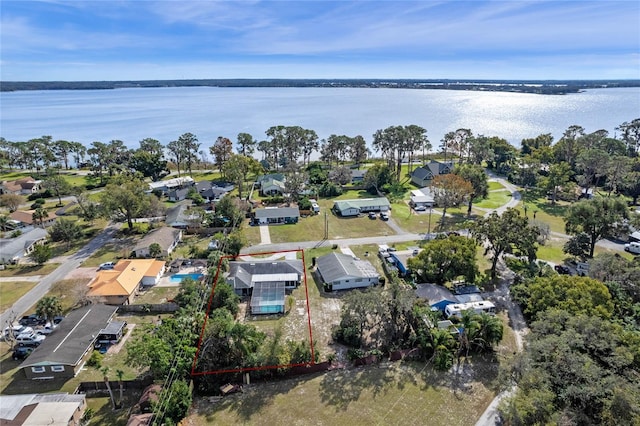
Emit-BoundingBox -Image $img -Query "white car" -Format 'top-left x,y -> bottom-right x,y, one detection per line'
414,205 -> 427,212
15,331 -> 46,346
624,242 -> 640,254
98,261 -> 116,270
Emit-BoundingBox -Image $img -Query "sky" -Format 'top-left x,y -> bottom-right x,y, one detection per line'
1,0 -> 639,81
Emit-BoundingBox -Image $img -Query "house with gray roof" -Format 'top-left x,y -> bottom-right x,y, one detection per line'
165,202 -> 200,229
351,169 -> 367,184
132,226 -> 182,258
0,227 -> 48,264
316,252 -> 380,291
19,304 -> 117,380
253,207 -> 300,225
196,180 -> 234,202
411,160 -> 454,187
332,197 -> 390,217
415,283 -> 460,312
227,259 -> 304,314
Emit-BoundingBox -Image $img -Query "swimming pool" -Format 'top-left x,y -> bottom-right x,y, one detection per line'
170,273 -> 204,283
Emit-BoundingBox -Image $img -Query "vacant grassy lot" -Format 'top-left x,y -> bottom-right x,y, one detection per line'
267,211 -> 396,244
82,232 -> 139,267
389,201 -> 479,235
26,278 -> 88,314
0,281 -> 38,312
189,308 -> 517,426
518,190 -> 569,234
188,359 -> 498,426
0,263 -> 59,277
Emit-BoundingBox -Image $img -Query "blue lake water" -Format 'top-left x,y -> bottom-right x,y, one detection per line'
1,87 -> 638,154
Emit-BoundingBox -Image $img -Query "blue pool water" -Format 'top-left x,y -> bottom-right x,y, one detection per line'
170,273 -> 204,283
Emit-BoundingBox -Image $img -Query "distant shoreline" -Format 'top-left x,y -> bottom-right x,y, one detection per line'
2,79 -> 639,95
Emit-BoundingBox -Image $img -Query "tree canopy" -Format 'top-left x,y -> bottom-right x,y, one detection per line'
471,208 -> 539,279
408,235 -> 478,285
564,197 -> 628,258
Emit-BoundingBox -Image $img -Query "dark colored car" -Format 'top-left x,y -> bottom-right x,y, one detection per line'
19,315 -> 46,326
12,347 -> 33,360
554,264 -> 571,275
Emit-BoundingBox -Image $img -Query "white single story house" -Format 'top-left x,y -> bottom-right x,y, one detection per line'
316,252 -> 380,291
148,176 -> 194,195
0,227 -> 48,264
332,197 -> 391,217
253,207 -> 300,225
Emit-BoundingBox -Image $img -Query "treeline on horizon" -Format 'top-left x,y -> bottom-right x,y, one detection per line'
2,79 -> 640,94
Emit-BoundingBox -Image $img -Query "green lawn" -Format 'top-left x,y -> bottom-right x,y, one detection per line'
187,359 -> 499,426
25,278 -> 89,314
474,190 -> 513,210
389,201 -> 478,234
0,281 -> 38,312
488,181 -> 506,191
518,189 -> 570,234
267,210 -> 396,244
0,263 -> 59,277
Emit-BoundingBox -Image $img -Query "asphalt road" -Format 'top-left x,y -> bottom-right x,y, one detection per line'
0,223 -> 120,328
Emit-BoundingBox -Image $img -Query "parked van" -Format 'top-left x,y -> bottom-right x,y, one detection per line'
624,241 -> 640,255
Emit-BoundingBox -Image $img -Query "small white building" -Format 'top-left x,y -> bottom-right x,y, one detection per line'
316,252 -> 380,291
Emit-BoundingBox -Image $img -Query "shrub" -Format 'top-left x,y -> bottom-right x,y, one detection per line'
87,351 -> 103,368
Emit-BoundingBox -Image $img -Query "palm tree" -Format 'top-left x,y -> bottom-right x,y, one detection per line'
476,313 -> 504,352
32,207 -> 47,228
458,310 -> 480,359
0,215 -> 8,231
35,296 -> 62,324
101,366 -> 116,410
428,328 -> 457,370
116,369 -> 125,407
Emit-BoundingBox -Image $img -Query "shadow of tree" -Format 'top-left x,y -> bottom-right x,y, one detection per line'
318,362 -> 425,412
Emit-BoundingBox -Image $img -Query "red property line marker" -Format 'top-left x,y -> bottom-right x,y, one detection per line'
190,248 -> 316,376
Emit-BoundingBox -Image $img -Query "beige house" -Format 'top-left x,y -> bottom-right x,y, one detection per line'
87,259 -> 166,305
9,210 -> 58,228
0,177 -> 41,195
132,227 -> 182,258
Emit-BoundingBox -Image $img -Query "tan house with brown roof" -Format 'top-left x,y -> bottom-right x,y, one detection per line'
87,259 -> 166,305
0,177 -> 41,195
9,210 -> 58,228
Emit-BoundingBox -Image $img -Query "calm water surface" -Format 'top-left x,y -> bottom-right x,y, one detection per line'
1,87 -> 638,152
